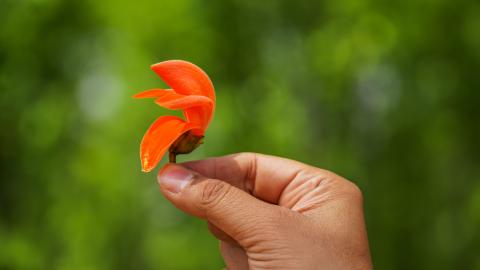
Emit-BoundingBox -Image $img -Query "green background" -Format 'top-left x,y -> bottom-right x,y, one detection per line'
1,0 -> 480,269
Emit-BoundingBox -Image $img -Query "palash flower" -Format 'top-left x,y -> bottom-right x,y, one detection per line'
133,60 -> 215,172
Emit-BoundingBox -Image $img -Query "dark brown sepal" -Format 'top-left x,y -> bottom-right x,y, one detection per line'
168,131 -> 204,163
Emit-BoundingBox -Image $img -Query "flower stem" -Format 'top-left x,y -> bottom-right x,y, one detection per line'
169,151 -> 176,163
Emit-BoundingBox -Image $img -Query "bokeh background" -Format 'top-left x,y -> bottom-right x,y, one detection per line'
1,0 -> 480,269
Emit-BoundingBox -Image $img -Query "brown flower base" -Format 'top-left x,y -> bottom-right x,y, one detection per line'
168,131 -> 204,163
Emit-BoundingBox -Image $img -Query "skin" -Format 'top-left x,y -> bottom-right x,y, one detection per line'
157,153 -> 373,270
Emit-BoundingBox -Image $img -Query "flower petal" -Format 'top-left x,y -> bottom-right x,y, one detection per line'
155,95 -> 213,110
150,60 -> 215,102
140,115 -> 200,172
134,89 -> 212,110
183,107 -> 213,136
133,88 -> 173,99
155,94 -> 213,135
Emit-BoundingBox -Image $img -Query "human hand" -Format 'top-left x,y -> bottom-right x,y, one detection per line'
157,153 -> 372,270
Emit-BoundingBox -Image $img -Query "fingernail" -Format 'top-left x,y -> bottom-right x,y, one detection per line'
157,164 -> 194,193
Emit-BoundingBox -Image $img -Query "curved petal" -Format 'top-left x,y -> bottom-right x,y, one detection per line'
140,116 -> 200,172
135,87 -> 214,130
150,60 -> 216,102
133,89 -> 212,115
133,88 -> 173,99
155,95 -> 213,110
183,107 -> 213,136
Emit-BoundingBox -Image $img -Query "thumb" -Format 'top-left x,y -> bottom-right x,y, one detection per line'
157,163 -> 281,243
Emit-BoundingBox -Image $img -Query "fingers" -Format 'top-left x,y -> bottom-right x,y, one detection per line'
182,152 -> 323,204
182,152 -> 363,219
157,164 -> 281,244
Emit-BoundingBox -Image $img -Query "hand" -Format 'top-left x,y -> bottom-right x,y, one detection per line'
157,153 -> 372,270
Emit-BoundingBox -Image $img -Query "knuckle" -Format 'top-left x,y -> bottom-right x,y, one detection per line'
344,181 -> 363,201
234,152 -> 258,162
200,180 -> 230,207
236,151 -> 255,157
325,171 -> 364,202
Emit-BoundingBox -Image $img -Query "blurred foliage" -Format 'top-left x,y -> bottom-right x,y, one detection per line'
1,0 -> 480,269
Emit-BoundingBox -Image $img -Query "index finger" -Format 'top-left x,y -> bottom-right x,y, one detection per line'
181,152 -> 332,204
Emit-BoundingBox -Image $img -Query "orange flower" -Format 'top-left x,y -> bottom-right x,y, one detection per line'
133,60 -> 215,172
